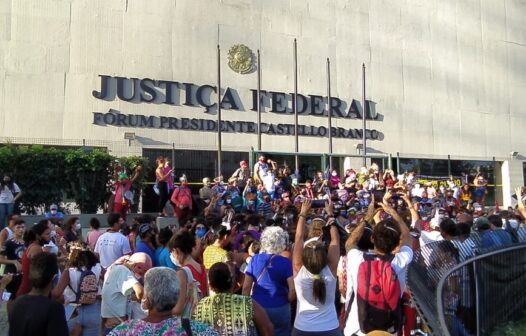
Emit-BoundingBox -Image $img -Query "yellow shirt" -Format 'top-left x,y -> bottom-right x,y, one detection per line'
203,245 -> 228,270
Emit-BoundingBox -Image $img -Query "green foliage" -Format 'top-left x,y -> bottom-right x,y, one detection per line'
63,149 -> 113,213
0,144 -> 150,214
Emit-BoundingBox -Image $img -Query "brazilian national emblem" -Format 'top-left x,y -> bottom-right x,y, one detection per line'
227,44 -> 254,74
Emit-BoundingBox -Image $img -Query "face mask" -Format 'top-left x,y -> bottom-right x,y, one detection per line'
226,199 -> 232,204
247,201 -> 254,205
293,180 -> 298,186
332,172 -> 337,176
75,223 -> 81,230
140,298 -> 148,313
50,210 -> 57,215
50,230 -> 57,238
509,219 -> 519,229
196,229 -> 206,238
170,253 -> 181,266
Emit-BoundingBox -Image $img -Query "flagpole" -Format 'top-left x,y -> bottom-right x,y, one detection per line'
293,39 -> 299,172
362,63 -> 367,166
257,49 -> 262,151
217,44 -> 222,176
327,58 -> 333,171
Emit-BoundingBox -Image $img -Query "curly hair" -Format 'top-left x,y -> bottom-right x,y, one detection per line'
260,226 -> 288,255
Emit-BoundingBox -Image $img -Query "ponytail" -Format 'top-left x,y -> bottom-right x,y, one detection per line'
312,275 -> 326,304
302,241 -> 328,304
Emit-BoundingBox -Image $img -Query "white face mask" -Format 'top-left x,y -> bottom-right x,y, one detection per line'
509,219 -> 519,229
140,298 -> 149,313
75,223 -> 81,230
170,253 -> 181,266
50,230 -> 57,238
50,210 -> 57,215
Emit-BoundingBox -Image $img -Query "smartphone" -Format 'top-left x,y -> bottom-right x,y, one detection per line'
372,189 -> 386,202
311,199 -> 326,208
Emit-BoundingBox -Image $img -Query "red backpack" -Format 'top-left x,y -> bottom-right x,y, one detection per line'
356,253 -> 402,334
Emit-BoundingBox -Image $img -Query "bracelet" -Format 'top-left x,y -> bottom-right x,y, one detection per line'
298,214 -> 307,219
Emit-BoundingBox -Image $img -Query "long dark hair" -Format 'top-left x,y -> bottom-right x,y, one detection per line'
23,220 -> 49,246
302,241 -> 328,304
1,176 -> 15,193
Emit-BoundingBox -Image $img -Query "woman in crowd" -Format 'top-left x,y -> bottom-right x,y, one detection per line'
242,226 -> 295,336
101,252 -> 152,334
194,262 -> 273,335
64,216 -> 81,243
155,156 -> 173,214
0,175 -> 21,229
202,226 -> 229,271
16,220 -> 51,296
169,231 -> 208,297
52,241 -> 102,336
108,267 -> 218,336
292,199 -> 341,336
85,217 -> 102,251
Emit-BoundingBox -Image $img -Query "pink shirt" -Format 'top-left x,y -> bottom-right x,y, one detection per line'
171,186 -> 193,209
85,229 -> 103,251
164,166 -> 174,190
115,180 -> 132,202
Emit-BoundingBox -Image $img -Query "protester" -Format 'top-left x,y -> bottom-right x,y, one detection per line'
85,217 -> 102,251
101,252 -> 152,333
194,262 -> 273,335
94,213 -> 132,269
242,226 -> 295,336
64,216 -> 82,243
112,166 -> 141,220
171,175 -> 193,223
169,231 -> 208,297
16,220 -> 51,296
108,267 -> 218,336
292,199 -> 341,336
155,157 -> 172,214
52,242 -> 102,335
0,214 -> 19,250
9,253 -> 68,336
0,176 -> 21,229
344,195 -> 413,336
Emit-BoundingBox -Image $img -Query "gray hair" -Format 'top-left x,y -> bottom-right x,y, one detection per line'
260,226 -> 288,255
144,267 -> 180,312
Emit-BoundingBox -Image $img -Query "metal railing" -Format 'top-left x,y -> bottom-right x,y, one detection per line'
408,239 -> 526,336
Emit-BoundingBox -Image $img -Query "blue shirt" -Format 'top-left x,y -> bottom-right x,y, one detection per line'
135,241 -> 157,266
481,229 -> 513,249
155,247 -> 176,269
245,252 -> 292,308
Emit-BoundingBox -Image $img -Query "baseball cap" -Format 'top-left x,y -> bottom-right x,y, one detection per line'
138,223 -> 153,235
475,217 -> 491,231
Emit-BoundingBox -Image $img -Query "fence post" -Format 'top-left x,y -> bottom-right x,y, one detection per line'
473,260 -> 481,336
448,154 -> 451,176
396,152 -> 400,175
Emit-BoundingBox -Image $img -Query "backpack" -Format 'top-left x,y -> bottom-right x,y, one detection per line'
356,253 -> 402,334
69,268 -> 98,305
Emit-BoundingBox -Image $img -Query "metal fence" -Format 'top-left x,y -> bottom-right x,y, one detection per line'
407,234 -> 526,336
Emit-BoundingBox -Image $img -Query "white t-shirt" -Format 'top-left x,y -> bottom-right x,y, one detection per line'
101,264 -> 138,318
0,183 -> 20,203
294,266 -> 338,332
344,246 -> 414,336
94,231 -> 131,269
419,230 -> 443,246
64,264 -> 103,303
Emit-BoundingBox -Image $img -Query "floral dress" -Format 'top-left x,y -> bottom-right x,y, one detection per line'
108,317 -> 219,336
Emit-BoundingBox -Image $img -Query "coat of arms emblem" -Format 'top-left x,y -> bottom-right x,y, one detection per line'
227,44 -> 254,74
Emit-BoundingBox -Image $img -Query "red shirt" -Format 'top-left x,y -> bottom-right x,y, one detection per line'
171,186 -> 193,209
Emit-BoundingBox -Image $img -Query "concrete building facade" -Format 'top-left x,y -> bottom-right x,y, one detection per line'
1,0 -> 526,205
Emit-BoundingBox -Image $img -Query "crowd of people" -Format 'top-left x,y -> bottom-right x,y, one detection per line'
0,153 -> 524,336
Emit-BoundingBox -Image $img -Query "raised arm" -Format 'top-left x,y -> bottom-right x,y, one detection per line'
293,199 -> 311,276
516,187 -> 526,219
379,201 -> 411,247
400,192 -> 419,226
325,201 -> 340,276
